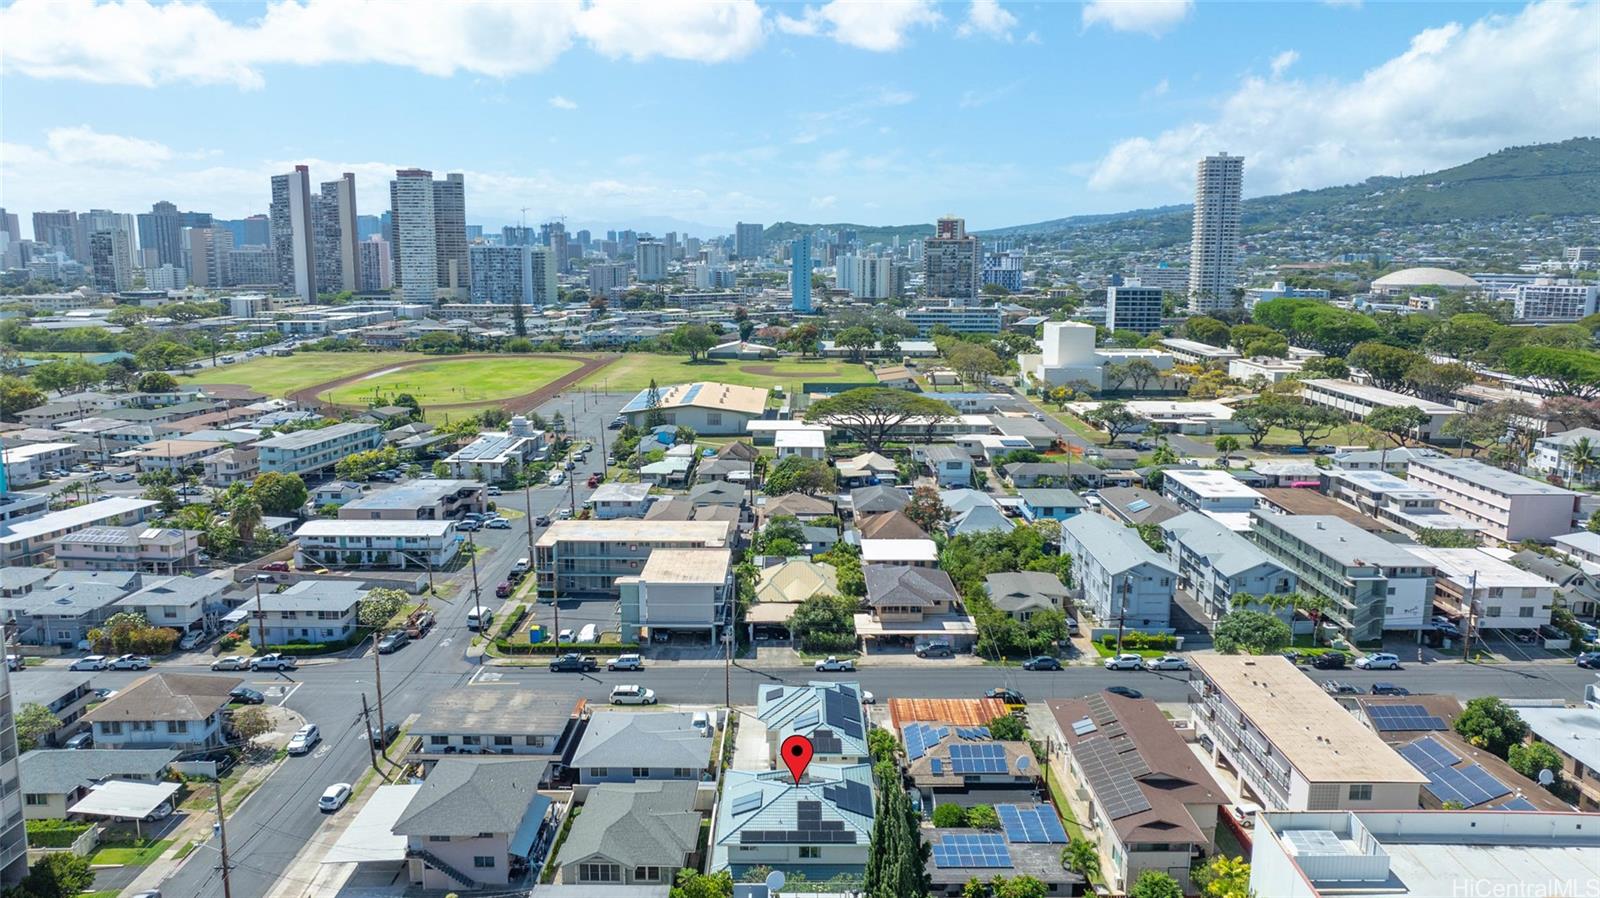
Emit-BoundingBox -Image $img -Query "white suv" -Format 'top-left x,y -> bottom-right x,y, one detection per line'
1355,652 -> 1402,670
609,684 -> 657,705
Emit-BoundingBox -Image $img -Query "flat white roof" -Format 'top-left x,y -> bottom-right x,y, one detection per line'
775,430 -> 827,448
322,783 -> 420,864
860,538 -> 938,563
745,420 -> 832,433
68,780 -> 182,819
1401,546 -> 1556,589
1302,379 -> 1458,415
2,442 -> 79,460
0,497 -> 158,547
1164,468 -> 1264,499
294,519 -> 454,538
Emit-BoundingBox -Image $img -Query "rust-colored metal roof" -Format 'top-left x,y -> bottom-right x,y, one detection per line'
887,697 -> 1009,733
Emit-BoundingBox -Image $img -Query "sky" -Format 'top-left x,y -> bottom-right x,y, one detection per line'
2,0 -> 1598,237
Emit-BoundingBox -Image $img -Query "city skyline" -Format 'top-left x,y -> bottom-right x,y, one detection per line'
2,0 -> 1596,235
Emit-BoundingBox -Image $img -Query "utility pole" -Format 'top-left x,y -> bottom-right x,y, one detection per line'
468,531 -> 483,641
370,629 -> 387,745
252,576 -> 267,650
1462,570 -> 1478,662
361,693 -> 382,776
213,771 -> 234,898
1115,577 -> 1130,654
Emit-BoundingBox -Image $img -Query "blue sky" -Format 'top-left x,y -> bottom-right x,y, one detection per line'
3,0 -> 1596,236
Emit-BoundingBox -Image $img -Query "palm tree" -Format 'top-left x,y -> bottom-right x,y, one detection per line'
1564,437 -> 1598,484
229,495 -> 263,547
1063,838 -> 1101,882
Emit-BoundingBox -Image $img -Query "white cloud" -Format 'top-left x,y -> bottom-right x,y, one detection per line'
1141,78 -> 1170,100
45,126 -> 175,169
1270,49 -> 1298,76
810,195 -> 838,210
958,80 -> 1023,109
1081,0 -> 1193,36
778,0 -> 941,52
1087,1 -> 1600,201
957,0 -> 1017,40
0,0 -> 766,89
548,95 -> 578,110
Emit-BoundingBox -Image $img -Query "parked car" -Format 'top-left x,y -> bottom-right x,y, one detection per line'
915,642 -> 954,659
608,416 -> 625,429
495,582 -> 512,598
110,654 -> 151,670
405,610 -> 436,639
287,724 -> 321,755
91,471 -> 111,482
548,653 -> 599,672
861,691 -> 875,705
228,686 -> 265,705
1370,682 -> 1411,696
535,514 -> 551,527
1103,653 -> 1143,671
1576,651 -> 1600,669
486,518 -> 510,529
212,655 -> 250,671
557,508 -> 572,519
1323,681 -> 1361,695
318,783 -> 351,811
557,628 -> 574,643
178,631 -> 203,651
1355,652 -> 1402,671
376,631 -> 409,654
1144,655 -> 1189,671
70,655 -> 109,671
610,684 -> 657,705
814,656 -> 856,672
985,687 -> 1025,705
486,486 -> 502,496
548,471 -> 566,486
251,653 -> 298,671
1311,652 -> 1349,670
5,655 -> 23,672
1104,685 -> 1143,699
65,732 -> 94,750
586,474 -> 601,488
261,561 -> 290,572
457,519 -> 481,532
607,653 -> 644,671
1021,656 -> 1062,671
369,722 -> 399,747
113,472 -> 135,482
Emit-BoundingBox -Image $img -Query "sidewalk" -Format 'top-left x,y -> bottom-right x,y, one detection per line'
119,705 -> 305,896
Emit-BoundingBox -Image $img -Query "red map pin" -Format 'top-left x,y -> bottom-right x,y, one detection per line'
780,734 -> 814,784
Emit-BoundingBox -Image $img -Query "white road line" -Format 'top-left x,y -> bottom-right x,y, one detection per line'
275,681 -> 304,706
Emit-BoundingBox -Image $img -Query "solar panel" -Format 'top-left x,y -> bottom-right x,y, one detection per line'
1497,797 -> 1537,811
1368,704 -> 1447,732
949,743 -> 1008,774
1072,737 -> 1150,819
794,709 -> 820,730
1071,718 -> 1097,736
823,779 -> 874,817
997,804 -> 1068,844
931,833 -> 1012,869
905,724 -> 950,761
1398,735 -> 1461,772
1425,763 -> 1511,808
731,791 -> 762,815
930,758 -> 943,775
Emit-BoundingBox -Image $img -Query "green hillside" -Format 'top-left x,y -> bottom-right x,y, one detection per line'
763,220 -> 934,248
986,136 -> 1600,237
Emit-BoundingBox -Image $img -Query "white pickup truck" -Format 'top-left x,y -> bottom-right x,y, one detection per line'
814,656 -> 856,672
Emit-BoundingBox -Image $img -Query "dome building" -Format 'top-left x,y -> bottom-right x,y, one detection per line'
1370,267 -> 1483,296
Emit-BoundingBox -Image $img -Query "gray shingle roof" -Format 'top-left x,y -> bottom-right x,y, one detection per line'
556,781 -> 699,870
1018,488 -> 1086,510
984,572 -> 1069,614
864,564 -> 958,609
414,687 -> 582,738
392,757 -> 549,837
1061,513 -> 1175,576
850,485 -> 909,514
18,749 -> 178,795
1161,512 -> 1278,577
569,712 -> 711,771
81,673 -> 242,724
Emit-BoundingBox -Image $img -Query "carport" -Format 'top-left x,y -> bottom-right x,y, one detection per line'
321,784 -> 421,865
68,780 -> 183,839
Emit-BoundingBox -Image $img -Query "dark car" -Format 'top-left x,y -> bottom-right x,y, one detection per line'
1021,656 -> 1062,671
985,688 -> 1026,704
1311,652 -> 1348,670
1370,682 -> 1411,696
915,642 -> 955,658
1104,685 -> 1143,700
1575,652 -> 1600,669
228,686 -> 265,705
495,582 -> 512,598
1323,681 -> 1361,695
535,515 -> 551,527
369,722 -> 400,747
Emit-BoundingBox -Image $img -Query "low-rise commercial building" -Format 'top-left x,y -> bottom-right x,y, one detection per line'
617,382 -> 769,435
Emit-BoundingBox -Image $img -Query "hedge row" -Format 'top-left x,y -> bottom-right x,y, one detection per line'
491,640 -> 640,656
26,820 -> 92,848
263,631 -> 370,655
1099,632 -> 1178,650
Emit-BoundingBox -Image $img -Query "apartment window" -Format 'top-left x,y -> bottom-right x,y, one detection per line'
473,856 -> 496,869
462,736 -> 480,746
1519,607 -> 1535,618
799,846 -> 821,859
429,835 -> 450,843
1487,606 -> 1502,618
430,735 -> 449,746
23,795 -> 45,806
525,735 -> 546,747
494,736 -> 512,746
632,767 -> 649,777
591,768 -> 608,777
166,721 -> 188,734
1348,784 -> 1373,801
580,863 -> 619,882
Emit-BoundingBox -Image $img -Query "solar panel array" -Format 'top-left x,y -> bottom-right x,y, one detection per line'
949,743 -> 1008,774
1072,737 -> 1150,819
1368,704 -> 1447,732
997,804 -> 1068,844
822,686 -> 864,739
904,724 -> 990,760
931,833 -> 1012,869
1425,763 -> 1511,808
1398,735 -> 1461,772
822,779 -> 873,818
739,800 -> 857,845
730,791 -> 762,816
1496,796 -> 1537,811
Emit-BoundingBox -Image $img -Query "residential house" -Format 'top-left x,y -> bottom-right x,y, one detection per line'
1249,512 -> 1436,641
13,673 -> 95,747
860,538 -> 938,568
859,565 -> 976,651
115,574 -> 227,637
555,781 -> 701,887
200,446 -> 258,487
1052,694 -> 1226,894
395,758 -> 553,890
411,688 -> 585,764
292,519 -> 461,570
836,452 -> 898,488
984,571 -> 1070,623
1059,513 -> 1176,632
53,526 -> 200,574
1553,531 -> 1600,567
3,575 -> 138,648
617,382 -> 770,435
1003,462 -> 1075,489
903,725 -> 1037,806
710,765 -> 874,878
925,814 -> 1086,897
1405,457 -> 1581,543
946,503 -> 1014,537
638,456 -> 693,486
534,520 -> 734,600
1508,550 -> 1599,618
338,479 -> 486,521
1188,653 -> 1426,812
18,749 -> 178,820
588,483 -> 655,520
310,481 -> 365,509
758,493 -> 835,526
774,429 -> 826,461
919,444 -> 973,488
693,457 -> 752,485
747,560 -> 837,639
755,682 -> 871,765
234,581 -> 367,646
1529,427 -> 1600,485
570,712 -> 714,787
1160,512 -> 1297,621
849,485 -> 909,517
686,481 -> 744,509
1508,705 -> 1600,811
856,511 -> 926,541
81,673 -> 242,751
616,548 -> 733,643
873,365 -> 918,389
1018,489 -> 1086,522
1096,487 -> 1184,528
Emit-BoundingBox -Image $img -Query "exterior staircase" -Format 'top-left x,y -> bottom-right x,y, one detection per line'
406,847 -> 478,889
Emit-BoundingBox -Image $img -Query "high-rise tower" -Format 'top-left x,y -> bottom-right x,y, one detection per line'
1187,153 -> 1244,313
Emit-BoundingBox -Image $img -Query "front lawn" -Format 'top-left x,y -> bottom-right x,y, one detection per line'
1090,643 -> 1167,659
89,838 -> 173,866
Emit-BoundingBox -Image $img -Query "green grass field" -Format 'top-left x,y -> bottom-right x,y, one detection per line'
186,351 -> 426,397
320,356 -> 584,408
576,354 -> 871,393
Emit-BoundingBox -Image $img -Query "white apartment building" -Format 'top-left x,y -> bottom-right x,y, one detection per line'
534,520 -> 734,600
468,244 -> 557,306
1529,427 -> 1600,485
1227,356 -> 1306,384
1321,468 -> 1480,540
390,168 -> 438,303
901,305 -> 1002,335
1161,468 -> 1263,517
0,661 -> 26,883
54,526 -> 199,575
1060,513 -> 1176,632
1512,278 -> 1599,321
1159,338 -> 1240,366
636,239 -> 667,282
1188,654 -> 1425,811
1404,457 -> 1580,543
292,519 -> 460,569
1401,545 -> 1557,631
1298,379 -> 1459,442
256,422 -> 382,477
1188,153 -> 1243,313
236,580 -> 366,646
616,547 -> 733,642
1161,512 -> 1297,621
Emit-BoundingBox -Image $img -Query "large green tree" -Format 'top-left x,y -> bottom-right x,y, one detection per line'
16,703 -> 62,752
1213,610 -> 1291,655
1454,697 -> 1529,758
249,472 -> 308,516
764,455 -> 836,496
803,388 -> 957,452
670,323 -> 718,361
1502,346 -> 1600,399
1129,870 -> 1183,898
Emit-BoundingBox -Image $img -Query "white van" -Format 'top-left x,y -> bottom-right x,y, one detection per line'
691,711 -> 713,737
576,624 -> 598,644
511,557 -> 531,576
467,608 -> 493,631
